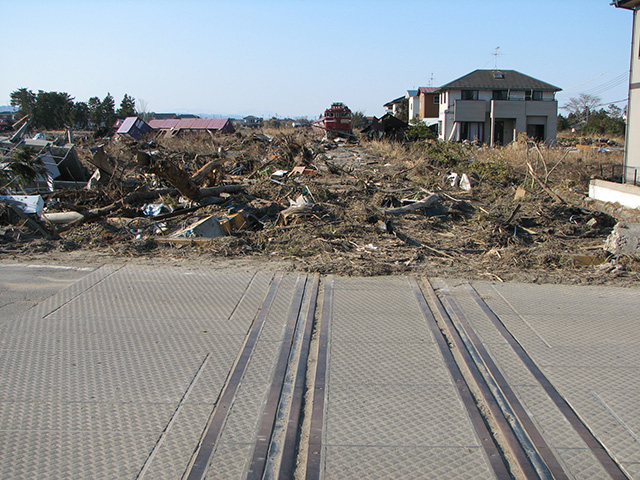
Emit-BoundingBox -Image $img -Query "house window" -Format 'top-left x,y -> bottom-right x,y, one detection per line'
493,90 -> 508,100
433,96 -> 440,104
461,90 -> 479,100
526,90 -> 544,101
461,122 -> 484,142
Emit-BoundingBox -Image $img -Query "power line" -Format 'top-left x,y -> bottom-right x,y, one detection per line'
581,72 -> 629,96
563,72 -> 607,91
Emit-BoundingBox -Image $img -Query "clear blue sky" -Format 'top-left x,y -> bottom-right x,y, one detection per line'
0,0 -> 634,118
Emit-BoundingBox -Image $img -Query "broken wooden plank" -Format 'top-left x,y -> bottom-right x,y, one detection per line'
384,194 -> 439,215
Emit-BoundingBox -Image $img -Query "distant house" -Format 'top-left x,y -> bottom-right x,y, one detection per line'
148,118 -> 236,135
243,116 -> 263,128
405,90 -> 419,121
383,96 -> 405,117
435,69 -> 561,145
613,0 -> 640,183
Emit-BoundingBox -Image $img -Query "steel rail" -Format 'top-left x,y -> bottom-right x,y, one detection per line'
431,278 -> 567,480
413,277 -> 523,479
183,272 -> 284,480
246,274 -> 310,479
466,282 -> 630,480
276,274 -> 320,480
305,276 -> 333,480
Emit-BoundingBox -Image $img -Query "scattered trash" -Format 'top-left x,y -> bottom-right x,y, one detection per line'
289,166 -> 316,176
172,215 -> 226,239
142,203 -> 173,217
0,195 -> 44,215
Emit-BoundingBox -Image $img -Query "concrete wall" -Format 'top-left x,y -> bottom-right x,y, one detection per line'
589,178 -> 640,209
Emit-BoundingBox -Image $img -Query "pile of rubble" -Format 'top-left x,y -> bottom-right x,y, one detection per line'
1,124 -> 638,285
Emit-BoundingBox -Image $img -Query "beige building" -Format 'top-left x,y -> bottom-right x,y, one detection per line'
614,0 -> 640,183
436,70 -> 561,146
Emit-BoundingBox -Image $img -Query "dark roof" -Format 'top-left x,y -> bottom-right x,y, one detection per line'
438,69 -> 561,92
614,0 -> 640,9
418,87 -> 437,94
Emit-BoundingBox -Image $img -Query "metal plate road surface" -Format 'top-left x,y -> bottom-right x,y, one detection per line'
0,262 -> 638,479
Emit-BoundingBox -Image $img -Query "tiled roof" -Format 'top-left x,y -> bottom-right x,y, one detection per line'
438,70 -> 561,92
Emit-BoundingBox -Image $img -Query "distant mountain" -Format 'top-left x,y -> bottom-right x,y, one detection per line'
0,105 -> 17,113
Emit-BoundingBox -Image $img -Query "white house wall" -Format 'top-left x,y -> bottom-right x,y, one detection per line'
407,95 -> 420,121
625,9 -> 640,182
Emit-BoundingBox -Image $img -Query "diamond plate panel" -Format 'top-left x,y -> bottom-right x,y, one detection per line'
482,344 -> 540,387
620,462 -> 640,479
331,276 -> 435,344
0,263 -> 97,326
594,389 -> 640,443
41,265 -> 259,321
511,385 -> 591,450
204,443 -> 253,479
0,431 -> 157,479
534,345 -> 640,369
328,339 -> 453,386
140,404 -> 214,480
216,383 -> 271,445
255,273 -> 301,342
184,356 -> 238,405
324,445 -> 495,480
240,340 -> 283,385
472,280 -> 640,470
325,383 -> 478,446
0,401 -> 175,433
555,448 -> 610,479
0,349 -> 207,402
17,265 -> 121,321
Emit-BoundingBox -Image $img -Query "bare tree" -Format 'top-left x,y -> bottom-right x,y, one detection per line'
137,98 -> 151,122
562,93 -> 602,126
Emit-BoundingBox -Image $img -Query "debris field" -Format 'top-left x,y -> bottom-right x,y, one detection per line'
1,126 -> 638,286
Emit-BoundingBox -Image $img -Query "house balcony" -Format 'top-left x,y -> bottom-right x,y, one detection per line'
453,100 -> 487,122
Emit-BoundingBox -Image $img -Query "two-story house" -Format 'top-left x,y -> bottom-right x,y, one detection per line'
435,69 -> 561,145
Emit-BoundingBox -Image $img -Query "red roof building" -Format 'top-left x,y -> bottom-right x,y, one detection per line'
148,118 -> 235,135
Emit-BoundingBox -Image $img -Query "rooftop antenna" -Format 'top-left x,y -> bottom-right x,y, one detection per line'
493,47 -> 503,70
429,73 -> 435,87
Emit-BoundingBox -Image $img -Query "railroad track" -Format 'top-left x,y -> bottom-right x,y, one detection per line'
180,274 -> 629,479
